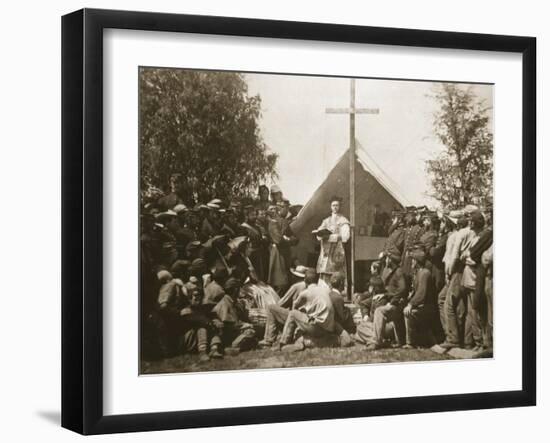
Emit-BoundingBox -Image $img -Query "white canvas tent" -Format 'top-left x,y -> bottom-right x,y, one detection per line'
290,140 -> 411,269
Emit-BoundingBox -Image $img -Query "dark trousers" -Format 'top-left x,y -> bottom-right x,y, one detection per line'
220,324 -> 256,350
181,327 -> 209,353
482,275 -> 493,348
438,283 -> 448,336
464,289 -> 483,347
445,272 -> 467,345
374,304 -> 404,345
405,304 -> 436,346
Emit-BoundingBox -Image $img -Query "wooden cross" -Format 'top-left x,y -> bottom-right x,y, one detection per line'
326,78 -> 379,296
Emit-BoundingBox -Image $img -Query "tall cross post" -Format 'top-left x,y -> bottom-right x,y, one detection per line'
326,78 -> 379,297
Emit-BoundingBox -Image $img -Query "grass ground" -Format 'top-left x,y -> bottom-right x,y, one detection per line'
141,344 -> 457,375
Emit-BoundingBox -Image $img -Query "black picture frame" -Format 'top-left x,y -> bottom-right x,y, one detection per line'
61,8 -> 536,435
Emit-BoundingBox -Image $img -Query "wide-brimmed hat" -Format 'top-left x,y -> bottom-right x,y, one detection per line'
270,184 -> 282,194
173,204 -> 188,214
161,241 -> 176,250
228,235 -> 248,251
170,259 -> 190,275
156,270 -> 172,282
448,209 -> 464,222
155,210 -> 177,223
202,234 -> 228,249
443,214 -> 458,227
290,265 -> 308,278
189,258 -> 206,274
463,204 -> 480,215
186,240 -> 202,251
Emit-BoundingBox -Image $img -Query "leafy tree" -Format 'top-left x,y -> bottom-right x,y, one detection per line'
426,84 -> 493,209
139,68 -> 278,204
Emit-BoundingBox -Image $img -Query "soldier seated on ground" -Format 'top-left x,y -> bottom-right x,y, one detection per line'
352,261 -> 382,316
283,271 -> 356,352
328,272 -> 355,346
180,286 -> 222,363
353,253 -> 408,350
211,277 -> 257,356
352,276 -> 394,348
203,267 -> 228,306
277,265 -> 308,309
155,270 -> 188,357
258,268 -> 338,351
352,274 -> 386,320
403,249 -> 437,349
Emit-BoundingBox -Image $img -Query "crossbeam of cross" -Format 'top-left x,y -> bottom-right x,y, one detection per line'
325,79 -> 379,296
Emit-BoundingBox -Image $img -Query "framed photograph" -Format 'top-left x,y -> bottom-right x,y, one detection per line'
62,8 -> 536,435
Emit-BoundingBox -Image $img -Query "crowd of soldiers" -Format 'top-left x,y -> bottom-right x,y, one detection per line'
141,178 -> 304,361
354,204 -> 493,354
141,173 -> 493,363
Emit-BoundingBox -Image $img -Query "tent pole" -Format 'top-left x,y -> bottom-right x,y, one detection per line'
349,79 -> 356,298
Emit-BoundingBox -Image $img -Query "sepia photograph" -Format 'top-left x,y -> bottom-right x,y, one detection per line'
138,67 -> 494,375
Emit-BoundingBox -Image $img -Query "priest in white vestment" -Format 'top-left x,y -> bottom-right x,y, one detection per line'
314,197 -> 351,289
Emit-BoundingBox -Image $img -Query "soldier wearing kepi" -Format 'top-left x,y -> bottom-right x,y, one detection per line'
401,208 -> 425,281
384,211 -> 405,262
403,248 -> 437,348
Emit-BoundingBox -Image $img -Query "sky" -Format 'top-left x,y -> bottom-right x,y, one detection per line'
245,73 -> 493,207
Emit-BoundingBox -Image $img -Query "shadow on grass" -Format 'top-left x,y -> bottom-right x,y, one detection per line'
141,345 -> 458,375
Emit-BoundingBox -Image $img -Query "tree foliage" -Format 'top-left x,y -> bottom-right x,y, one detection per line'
426,84 -> 493,209
139,68 -> 278,203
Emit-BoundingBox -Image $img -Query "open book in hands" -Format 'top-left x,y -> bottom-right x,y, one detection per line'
312,228 -> 333,238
